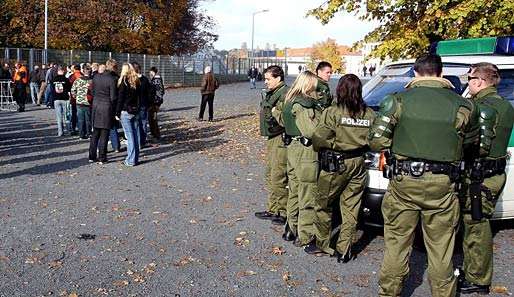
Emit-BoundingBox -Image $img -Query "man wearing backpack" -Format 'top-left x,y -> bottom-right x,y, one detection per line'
52,66 -> 72,136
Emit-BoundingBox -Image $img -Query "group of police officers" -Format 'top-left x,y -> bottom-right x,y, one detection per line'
255,54 -> 514,297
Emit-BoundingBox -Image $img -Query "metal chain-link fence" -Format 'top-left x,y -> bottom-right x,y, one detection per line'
1,48 -> 253,87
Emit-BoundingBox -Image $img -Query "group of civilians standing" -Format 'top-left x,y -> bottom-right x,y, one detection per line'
1,59 -> 165,167
87,60 -> 165,166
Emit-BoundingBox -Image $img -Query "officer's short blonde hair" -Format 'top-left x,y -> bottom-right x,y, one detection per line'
471,62 -> 501,86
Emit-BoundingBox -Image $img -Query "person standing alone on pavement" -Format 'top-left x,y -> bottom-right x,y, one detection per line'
198,66 -> 218,122
255,65 -> 289,226
248,66 -> 258,89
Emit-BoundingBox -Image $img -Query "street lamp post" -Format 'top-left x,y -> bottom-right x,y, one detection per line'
251,9 -> 269,66
44,0 -> 48,64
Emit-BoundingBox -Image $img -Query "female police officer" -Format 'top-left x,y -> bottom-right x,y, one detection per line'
281,71 -> 324,246
305,74 -> 375,261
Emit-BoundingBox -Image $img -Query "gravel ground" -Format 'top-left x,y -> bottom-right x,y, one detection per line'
0,79 -> 513,297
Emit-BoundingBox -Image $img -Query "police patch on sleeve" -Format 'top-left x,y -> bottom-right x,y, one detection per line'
340,117 -> 371,127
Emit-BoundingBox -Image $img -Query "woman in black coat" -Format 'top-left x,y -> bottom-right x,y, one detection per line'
88,66 -> 117,164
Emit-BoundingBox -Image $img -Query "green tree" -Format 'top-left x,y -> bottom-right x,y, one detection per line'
0,0 -> 217,56
308,0 -> 514,60
307,38 -> 345,73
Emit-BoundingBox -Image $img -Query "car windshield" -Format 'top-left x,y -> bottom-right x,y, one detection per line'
498,70 -> 514,105
362,63 -> 504,108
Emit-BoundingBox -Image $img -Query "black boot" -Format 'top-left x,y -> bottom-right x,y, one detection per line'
457,278 -> 490,295
304,242 -> 327,255
272,216 -> 286,225
282,223 -> 296,241
333,249 -> 353,263
254,211 -> 275,220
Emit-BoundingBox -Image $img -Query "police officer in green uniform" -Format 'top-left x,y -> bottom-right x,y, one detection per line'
255,65 -> 289,225
305,74 -> 375,261
458,63 -> 514,295
315,61 -> 334,108
281,71 -> 324,246
369,54 -> 479,297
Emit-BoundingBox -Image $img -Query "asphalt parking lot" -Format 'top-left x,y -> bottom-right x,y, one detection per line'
0,78 -> 512,297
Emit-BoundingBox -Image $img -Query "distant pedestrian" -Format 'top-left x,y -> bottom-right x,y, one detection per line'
362,65 -> 367,77
198,66 -> 219,122
298,65 -> 302,73
69,64 -> 82,134
0,63 -> 12,80
13,62 -> 28,112
45,63 -> 57,108
89,64 -> 117,164
51,66 -> 72,136
37,64 -> 47,105
29,65 -> 40,105
116,63 -> 141,167
148,66 -> 164,140
248,66 -> 258,89
71,65 -> 92,139
369,65 -> 376,76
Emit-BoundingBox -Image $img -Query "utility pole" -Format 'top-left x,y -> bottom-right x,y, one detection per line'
251,9 -> 269,66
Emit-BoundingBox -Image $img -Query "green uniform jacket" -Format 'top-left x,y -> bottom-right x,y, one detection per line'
313,105 -> 376,152
316,78 -> 333,108
260,82 -> 288,137
369,77 -> 478,162
473,86 -> 514,159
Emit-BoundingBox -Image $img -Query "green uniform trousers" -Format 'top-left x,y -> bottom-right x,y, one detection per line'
264,135 -> 288,217
286,140 -> 302,235
462,173 -> 506,286
314,157 -> 367,255
296,143 -> 319,245
379,173 -> 460,297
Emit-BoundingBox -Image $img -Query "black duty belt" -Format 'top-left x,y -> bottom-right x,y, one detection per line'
319,147 -> 367,173
394,159 -> 461,178
481,157 -> 507,178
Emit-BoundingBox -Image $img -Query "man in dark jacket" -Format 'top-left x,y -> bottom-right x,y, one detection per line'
89,65 -> 117,164
198,66 -> 218,122
0,63 -> 11,80
149,66 -> 164,140
248,66 -> 258,89
106,59 -> 121,152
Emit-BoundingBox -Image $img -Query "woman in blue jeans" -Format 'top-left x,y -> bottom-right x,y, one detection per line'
115,63 -> 141,166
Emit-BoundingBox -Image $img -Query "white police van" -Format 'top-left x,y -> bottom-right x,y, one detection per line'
360,37 -> 514,226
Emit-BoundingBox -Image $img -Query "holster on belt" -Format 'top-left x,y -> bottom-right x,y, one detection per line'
282,133 -> 292,146
319,150 -> 343,172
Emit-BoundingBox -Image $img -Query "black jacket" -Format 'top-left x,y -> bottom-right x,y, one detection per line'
91,72 -> 117,129
116,78 -> 140,116
30,69 -> 40,83
138,75 -> 152,108
51,75 -> 72,101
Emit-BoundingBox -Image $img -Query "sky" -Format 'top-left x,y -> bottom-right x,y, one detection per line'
200,0 -> 377,51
